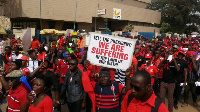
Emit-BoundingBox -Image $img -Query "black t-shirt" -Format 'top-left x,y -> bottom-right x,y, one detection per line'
162,60 -> 175,83
175,59 -> 188,81
135,55 -> 145,68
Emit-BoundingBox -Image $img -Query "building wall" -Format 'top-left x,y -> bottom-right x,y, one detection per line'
2,0 -> 161,24
133,26 -> 160,33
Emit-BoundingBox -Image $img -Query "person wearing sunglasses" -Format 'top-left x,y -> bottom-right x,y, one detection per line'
121,70 -> 169,112
60,58 -> 84,112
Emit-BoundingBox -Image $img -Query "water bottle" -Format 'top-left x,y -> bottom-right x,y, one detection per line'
181,88 -> 184,94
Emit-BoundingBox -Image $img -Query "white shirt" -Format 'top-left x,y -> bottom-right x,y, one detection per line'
12,52 -> 23,61
28,58 -> 39,72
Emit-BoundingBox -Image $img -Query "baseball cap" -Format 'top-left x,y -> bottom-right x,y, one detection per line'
21,56 -> 29,61
6,70 -> 23,78
145,53 -> 152,59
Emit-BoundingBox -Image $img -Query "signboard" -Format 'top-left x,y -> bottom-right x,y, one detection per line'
87,33 -> 136,70
113,8 -> 121,20
98,9 -> 106,15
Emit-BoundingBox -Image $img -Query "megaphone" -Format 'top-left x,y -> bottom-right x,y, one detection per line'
20,76 -> 32,91
80,48 -> 84,56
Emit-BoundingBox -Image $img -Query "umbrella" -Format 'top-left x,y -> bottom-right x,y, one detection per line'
191,32 -> 199,35
0,25 -> 7,34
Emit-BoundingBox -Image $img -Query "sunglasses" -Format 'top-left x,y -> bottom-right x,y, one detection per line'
130,83 -> 146,91
7,77 -> 19,82
69,63 -> 76,65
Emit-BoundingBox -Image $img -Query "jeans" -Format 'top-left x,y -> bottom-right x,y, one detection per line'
160,82 -> 175,112
173,81 -> 182,105
0,54 -> 3,67
184,81 -> 197,103
67,99 -> 83,112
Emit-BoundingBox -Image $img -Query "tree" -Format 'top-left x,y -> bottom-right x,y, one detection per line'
147,0 -> 200,33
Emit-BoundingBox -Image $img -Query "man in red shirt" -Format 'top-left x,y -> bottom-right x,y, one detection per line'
31,36 -> 40,50
121,70 -> 169,112
19,56 -> 30,76
0,70 -> 28,112
140,53 -> 159,86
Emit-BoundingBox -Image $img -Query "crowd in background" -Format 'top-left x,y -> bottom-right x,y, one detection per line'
0,33 -> 199,112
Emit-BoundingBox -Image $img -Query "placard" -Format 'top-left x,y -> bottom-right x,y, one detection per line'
87,33 -> 136,70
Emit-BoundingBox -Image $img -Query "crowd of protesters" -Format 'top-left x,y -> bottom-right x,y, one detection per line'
0,33 -> 199,112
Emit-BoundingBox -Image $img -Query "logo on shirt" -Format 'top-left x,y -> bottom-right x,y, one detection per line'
111,85 -> 115,91
150,69 -> 153,73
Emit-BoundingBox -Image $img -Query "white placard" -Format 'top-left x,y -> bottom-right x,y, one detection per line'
87,33 -> 136,70
113,8 -> 121,20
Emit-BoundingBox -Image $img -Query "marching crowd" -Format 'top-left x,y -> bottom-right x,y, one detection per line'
0,33 -> 199,112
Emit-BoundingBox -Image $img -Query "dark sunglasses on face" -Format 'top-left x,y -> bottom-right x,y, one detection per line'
130,83 -> 146,91
7,77 -> 19,82
69,63 -> 76,65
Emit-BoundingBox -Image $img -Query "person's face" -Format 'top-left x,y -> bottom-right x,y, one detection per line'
5,48 -> 11,55
57,50 -> 63,57
35,49 -> 38,54
14,47 -> 19,54
21,60 -> 27,67
32,36 -> 36,40
130,75 -> 150,100
65,51 -> 71,60
135,49 -> 140,55
32,79 -> 45,95
178,54 -> 183,59
71,45 -> 76,51
99,74 -> 110,86
0,38 -> 2,42
30,51 -> 37,60
155,51 -> 160,58
8,77 -> 20,88
145,58 -> 151,64
43,61 -> 49,69
69,60 -> 77,71
173,48 -> 177,53
8,62 -> 18,72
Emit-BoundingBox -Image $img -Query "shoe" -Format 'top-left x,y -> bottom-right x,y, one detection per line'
181,103 -> 188,107
193,102 -> 198,107
174,105 -> 178,110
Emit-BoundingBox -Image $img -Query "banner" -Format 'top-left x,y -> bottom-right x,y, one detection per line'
22,28 -> 31,52
87,33 -> 136,70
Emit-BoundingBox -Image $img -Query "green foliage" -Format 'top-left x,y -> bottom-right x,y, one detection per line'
160,22 -> 170,33
147,0 -> 200,33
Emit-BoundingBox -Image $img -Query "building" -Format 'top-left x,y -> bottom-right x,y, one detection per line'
0,0 -> 161,34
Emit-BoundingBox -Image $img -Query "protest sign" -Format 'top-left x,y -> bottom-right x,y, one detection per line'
87,33 -> 136,70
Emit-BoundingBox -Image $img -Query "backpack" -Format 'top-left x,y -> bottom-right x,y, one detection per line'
127,93 -> 162,112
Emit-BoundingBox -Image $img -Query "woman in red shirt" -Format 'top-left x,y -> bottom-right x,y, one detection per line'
21,75 -> 53,112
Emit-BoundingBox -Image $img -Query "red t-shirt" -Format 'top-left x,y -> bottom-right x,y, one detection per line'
37,53 -> 47,60
121,90 -> 169,112
31,39 -> 40,50
7,84 -> 28,112
5,54 -> 12,73
140,64 -> 158,85
29,95 -> 53,112
55,59 -> 69,83
153,56 -> 164,78
20,67 -> 31,76
131,56 -> 138,76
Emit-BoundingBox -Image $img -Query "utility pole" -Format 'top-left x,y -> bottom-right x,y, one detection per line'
40,0 -> 42,30
74,1 -> 77,31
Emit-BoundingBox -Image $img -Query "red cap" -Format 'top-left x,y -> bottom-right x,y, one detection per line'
21,56 -> 29,61
145,53 -> 152,59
